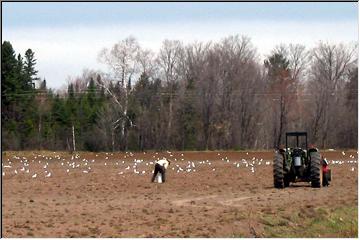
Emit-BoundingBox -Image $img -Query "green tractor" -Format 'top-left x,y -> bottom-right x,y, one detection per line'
273,132 -> 331,188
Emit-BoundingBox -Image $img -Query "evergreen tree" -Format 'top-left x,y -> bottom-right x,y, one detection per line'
24,49 -> 39,89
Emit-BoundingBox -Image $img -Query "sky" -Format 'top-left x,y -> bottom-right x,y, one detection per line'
2,2 -> 358,89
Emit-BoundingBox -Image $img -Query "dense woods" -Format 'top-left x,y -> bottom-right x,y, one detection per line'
1,36 -> 358,151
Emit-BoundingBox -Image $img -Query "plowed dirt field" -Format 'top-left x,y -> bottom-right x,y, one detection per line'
2,150 -> 358,237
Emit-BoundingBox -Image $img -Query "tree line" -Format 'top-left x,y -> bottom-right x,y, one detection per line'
1,36 -> 357,151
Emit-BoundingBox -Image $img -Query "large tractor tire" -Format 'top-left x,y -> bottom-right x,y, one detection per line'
310,151 -> 322,188
273,152 -> 284,188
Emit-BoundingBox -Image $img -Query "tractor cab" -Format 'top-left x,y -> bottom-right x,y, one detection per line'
285,132 -> 308,166
274,131 -> 331,188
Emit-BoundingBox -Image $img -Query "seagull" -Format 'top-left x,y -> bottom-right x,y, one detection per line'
66,169 -> 70,173
25,169 -> 30,173
2,172 -> 5,176
83,170 -> 88,174
342,151 -> 346,156
14,170 -> 18,174
45,172 -> 51,177
32,173 -> 37,178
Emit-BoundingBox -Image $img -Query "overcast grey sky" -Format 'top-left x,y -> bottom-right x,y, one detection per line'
2,2 -> 358,89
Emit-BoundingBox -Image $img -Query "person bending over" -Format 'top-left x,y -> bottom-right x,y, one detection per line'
151,158 -> 170,183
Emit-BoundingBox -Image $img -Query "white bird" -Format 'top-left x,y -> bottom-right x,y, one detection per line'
351,167 -> 355,171
45,172 -> 51,177
66,169 -> 70,173
2,172 -> 5,176
212,168 -> 216,171
118,172 -> 123,175
32,173 -> 37,178
14,170 -> 18,174
25,169 -> 30,173
83,170 -> 88,174
342,151 -> 346,156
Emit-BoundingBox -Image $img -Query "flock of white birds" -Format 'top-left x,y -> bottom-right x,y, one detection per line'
1,150 -> 358,178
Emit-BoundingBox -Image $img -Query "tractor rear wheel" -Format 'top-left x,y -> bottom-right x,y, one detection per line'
310,151 -> 322,188
273,152 -> 284,188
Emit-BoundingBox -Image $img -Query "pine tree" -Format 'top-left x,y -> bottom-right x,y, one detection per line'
24,49 -> 39,89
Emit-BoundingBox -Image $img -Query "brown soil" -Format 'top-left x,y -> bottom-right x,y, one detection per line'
2,150 -> 358,237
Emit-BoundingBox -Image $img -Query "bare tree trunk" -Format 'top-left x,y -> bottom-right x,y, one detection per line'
38,114 -> 42,150
277,95 -> 286,147
123,87 -> 129,151
72,124 -> 76,152
167,95 -> 173,146
111,129 -> 115,152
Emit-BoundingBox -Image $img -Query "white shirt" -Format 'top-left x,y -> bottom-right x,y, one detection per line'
156,159 -> 170,169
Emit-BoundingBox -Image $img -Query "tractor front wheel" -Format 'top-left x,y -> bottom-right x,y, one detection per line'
274,152 -> 284,188
310,151 -> 322,188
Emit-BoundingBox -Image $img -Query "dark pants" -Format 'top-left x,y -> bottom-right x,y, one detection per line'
151,163 -> 166,183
